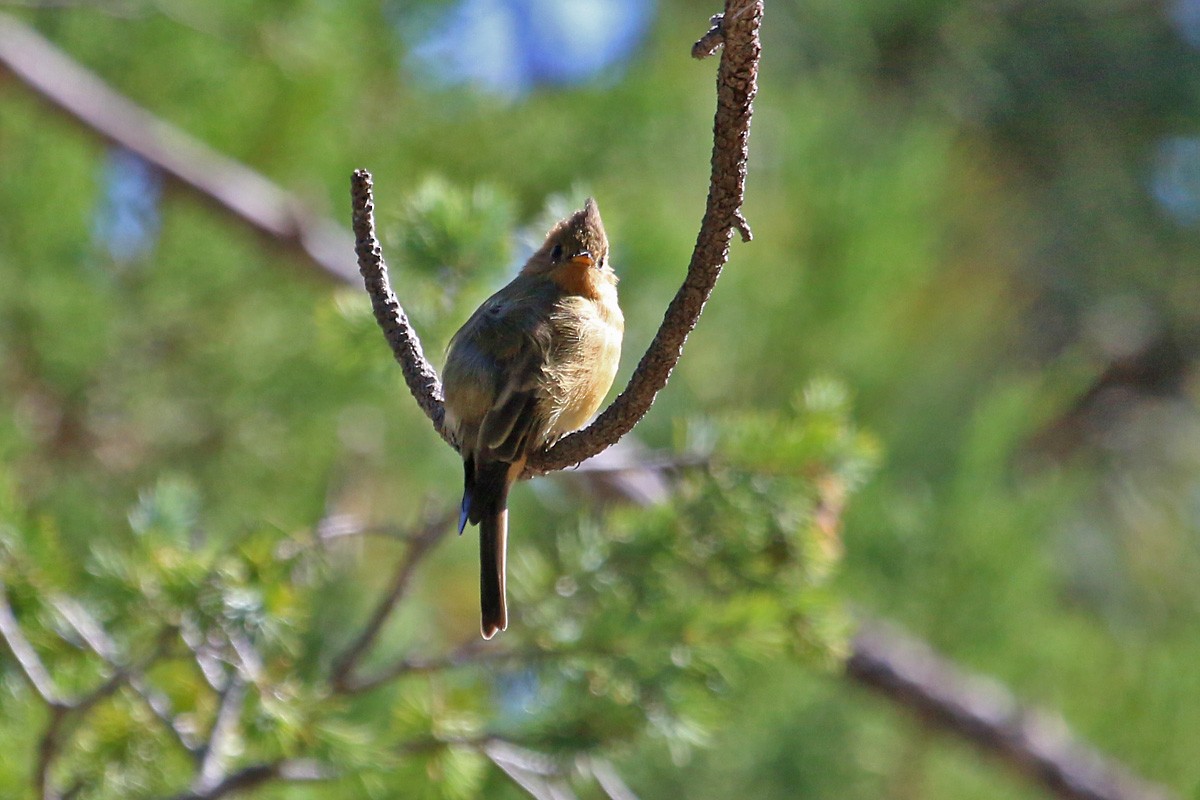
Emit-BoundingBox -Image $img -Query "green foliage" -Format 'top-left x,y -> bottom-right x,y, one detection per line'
0,374 -> 874,796
381,177 -> 518,337
2,0 -> 1199,797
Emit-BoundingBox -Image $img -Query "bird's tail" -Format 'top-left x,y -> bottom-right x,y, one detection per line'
468,459 -> 515,639
479,505 -> 508,639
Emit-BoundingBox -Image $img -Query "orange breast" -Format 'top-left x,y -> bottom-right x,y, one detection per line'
549,262 -> 606,300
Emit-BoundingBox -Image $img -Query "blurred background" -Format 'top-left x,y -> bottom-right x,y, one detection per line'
2,0 -> 1200,798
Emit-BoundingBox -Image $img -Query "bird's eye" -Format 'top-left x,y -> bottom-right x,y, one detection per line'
550,244 -> 564,261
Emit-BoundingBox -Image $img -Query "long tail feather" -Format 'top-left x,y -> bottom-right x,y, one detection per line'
470,459 -> 514,639
480,506 -> 508,639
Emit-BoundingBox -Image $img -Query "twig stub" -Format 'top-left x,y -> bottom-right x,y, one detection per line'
692,13 -> 725,59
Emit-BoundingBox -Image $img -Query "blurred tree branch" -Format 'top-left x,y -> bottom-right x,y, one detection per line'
0,580 -> 65,709
192,678 -> 247,795
52,597 -> 203,754
847,621 -> 1175,800
351,0 -> 763,475
329,507 -> 457,691
0,12 -> 358,285
164,760 -> 331,800
485,740 -> 582,800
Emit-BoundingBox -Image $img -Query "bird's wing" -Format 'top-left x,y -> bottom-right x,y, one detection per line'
444,282 -> 556,461
479,336 -> 547,462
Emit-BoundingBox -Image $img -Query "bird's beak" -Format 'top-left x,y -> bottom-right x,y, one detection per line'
571,252 -> 595,268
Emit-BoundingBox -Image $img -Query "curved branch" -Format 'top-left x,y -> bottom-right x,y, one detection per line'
350,172 -> 453,448
351,0 -> 762,475
528,0 -> 761,474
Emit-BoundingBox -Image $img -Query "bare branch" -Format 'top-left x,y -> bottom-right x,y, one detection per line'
555,444 -> 706,508
329,509 -> 457,691
51,597 -> 113,657
846,621 -> 1176,800
350,169 -> 453,448
486,741 -> 579,800
53,599 -> 201,752
70,647 -> 149,714
130,676 -> 202,754
165,759 -> 330,800
180,616 -> 228,693
397,736 -> 636,800
219,625 -> 264,686
192,679 -> 247,794
350,0 -> 763,476
35,707 -> 69,800
584,756 -> 641,800
0,580 -> 64,708
0,12 -> 358,285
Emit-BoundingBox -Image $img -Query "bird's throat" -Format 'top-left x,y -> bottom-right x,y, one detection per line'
549,262 -> 607,300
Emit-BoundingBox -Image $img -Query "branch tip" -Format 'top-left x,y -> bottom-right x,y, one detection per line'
349,169 -> 454,450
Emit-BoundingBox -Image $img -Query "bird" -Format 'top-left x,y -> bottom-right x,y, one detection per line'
442,198 -> 623,639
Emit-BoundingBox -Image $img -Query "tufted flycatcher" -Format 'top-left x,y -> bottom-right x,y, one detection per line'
442,198 -> 623,639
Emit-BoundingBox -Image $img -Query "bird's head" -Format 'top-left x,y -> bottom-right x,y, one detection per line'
523,198 -> 611,279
